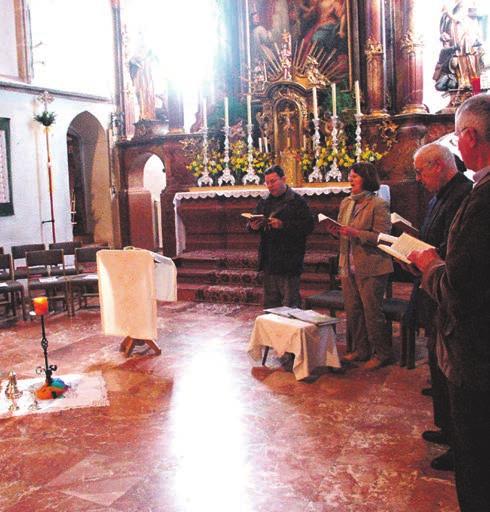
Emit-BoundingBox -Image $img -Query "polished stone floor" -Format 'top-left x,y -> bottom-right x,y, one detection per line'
0,302 -> 458,511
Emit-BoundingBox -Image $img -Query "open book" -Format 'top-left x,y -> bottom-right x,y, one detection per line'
377,232 -> 434,264
241,213 -> 265,220
264,306 -> 340,326
391,212 -> 419,237
318,213 -> 342,236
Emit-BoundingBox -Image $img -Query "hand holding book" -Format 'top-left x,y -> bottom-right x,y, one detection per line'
318,213 -> 342,237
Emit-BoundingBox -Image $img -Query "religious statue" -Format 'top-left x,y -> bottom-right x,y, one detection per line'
252,60 -> 267,93
304,55 -> 328,87
434,1 -> 484,91
129,42 -> 156,121
279,31 -> 292,81
279,106 -> 295,148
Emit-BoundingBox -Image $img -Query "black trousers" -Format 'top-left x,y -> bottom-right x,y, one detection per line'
448,381 -> 490,512
428,335 -> 451,432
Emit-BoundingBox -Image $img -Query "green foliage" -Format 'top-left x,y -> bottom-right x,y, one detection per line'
34,111 -> 56,127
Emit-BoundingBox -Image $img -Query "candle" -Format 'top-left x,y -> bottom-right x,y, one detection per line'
247,94 -> 252,125
258,137 -> 263,152
354,80 -> 361,115
264,136 -> 269,153
303,135 -> 307,150
33,296 -> 48,316
224,96 -> 229,127
312,86 -> 318,120
331,83 -> 337,117
202,97 -> 207,129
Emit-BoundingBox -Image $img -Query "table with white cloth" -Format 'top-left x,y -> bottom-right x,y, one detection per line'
248,314 -> 341,380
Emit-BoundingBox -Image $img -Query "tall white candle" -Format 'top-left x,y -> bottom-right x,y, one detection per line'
312,86 -> 318,120
258,137 -> 263,152
244,0 -> 252,92
224,96 -> 229,127
331,83 -> 337,117
354,80 -> 361,115
264,136 -> 269,153
202,97 -> 207,129
247,94 -> 252,125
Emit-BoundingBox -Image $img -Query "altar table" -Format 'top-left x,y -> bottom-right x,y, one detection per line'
248,313 -> 341,380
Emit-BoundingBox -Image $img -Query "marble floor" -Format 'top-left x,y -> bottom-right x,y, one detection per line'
0,303 -> 458,511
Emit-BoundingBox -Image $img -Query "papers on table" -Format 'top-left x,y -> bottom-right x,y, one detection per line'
0,282 -> 8,287
377,232 -> 434,264
38,276 -> 58,283
264,306 -> 340,326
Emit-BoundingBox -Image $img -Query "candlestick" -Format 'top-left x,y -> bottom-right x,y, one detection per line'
243,122 -> 260,185
218,123 -> 235,186
197,124 -> 213,187
202,97 -> 207,129
354,80 -> 361,115
308,118 -> 323,182
33,296 -> 49,316
331,83 -> 337,117
354,113 -> 363,162
224,96 -> 229,127
247,94 -> 252,125
326,114 -> 342,182
312,86 -> 318,120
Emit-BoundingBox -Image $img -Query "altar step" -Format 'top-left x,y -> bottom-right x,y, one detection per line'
175,249 -> 336,305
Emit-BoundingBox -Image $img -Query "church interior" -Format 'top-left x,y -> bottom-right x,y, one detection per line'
1,0 -> 489,510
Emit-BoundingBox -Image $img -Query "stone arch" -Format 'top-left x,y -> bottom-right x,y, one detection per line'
67,111 -> 113,245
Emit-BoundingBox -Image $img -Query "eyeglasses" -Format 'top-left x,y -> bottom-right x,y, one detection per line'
454,126 -> 470,138
414,162 -> 434,177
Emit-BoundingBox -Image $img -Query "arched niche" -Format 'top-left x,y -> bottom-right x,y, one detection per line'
67,111 -> 113,245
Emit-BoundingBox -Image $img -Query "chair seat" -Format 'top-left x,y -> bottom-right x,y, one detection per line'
0,280 -> 24,292
28,276 -> 68,290
382,297 -> 410,320
305,290 -> 344,311
14,266 -> 48,279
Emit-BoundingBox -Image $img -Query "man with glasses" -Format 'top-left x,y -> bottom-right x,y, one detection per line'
411,143 -> 472,472
410,94 -> 490,511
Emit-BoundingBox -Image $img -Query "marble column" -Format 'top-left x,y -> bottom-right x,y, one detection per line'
398,0 -> 427,114
364,0 -> 387,117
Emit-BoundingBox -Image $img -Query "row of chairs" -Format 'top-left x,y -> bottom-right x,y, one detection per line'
0,244 -> 106,321
305,256 -> 417,369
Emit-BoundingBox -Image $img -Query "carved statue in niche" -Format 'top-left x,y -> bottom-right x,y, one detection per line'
434,1 -> 484,91
277,99 -> 302,185
129,38 -> 156,121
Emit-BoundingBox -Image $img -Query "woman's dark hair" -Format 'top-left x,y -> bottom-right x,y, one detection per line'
350,162 -> 380,192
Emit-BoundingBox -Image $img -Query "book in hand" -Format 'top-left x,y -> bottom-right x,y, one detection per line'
318,213 -> 342,237
390,212 -> 419,237
241,212 -> 265,220
377,232 -> 434,264
264,306 -> 340,326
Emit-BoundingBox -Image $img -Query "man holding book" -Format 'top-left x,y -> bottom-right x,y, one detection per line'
411,142 -> 472,472
409,94 -> 490,511
248,165 -> 314,309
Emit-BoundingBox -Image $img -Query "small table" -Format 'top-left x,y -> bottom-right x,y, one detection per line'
248,314 -> 341,380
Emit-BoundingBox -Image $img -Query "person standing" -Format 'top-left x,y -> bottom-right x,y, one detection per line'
327,162 -> 393,370
409,93 -> 490,511
249,165 -> 314,308
411,143 -> 472,471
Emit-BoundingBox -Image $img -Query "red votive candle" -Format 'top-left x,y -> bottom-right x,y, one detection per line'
33,296 -> 49,316
471,76 -> 481,94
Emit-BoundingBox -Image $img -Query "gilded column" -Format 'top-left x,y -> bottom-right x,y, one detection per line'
399,0 -> 427,114
364,0 -> 387,117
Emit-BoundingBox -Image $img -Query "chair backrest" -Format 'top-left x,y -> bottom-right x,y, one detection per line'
0,254 -> 14,280
11,243 -> 45,261
0,247 -> 4,255
49,241 -> 81,255
75,246 -> 105,272
26,249 -> 64,271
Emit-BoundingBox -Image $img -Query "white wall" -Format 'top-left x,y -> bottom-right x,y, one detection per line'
0,88 -> 114,251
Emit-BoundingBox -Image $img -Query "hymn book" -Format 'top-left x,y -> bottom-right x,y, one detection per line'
318,213 -> 343,237
377,232 -> 434,264
264,306 -> 340,326
390,212 -> 419,237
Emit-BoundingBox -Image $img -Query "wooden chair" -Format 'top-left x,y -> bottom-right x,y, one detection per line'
26,249 -> 70,315
49,241 -> 81,275
0,254 -> 27,321
11,243 -> 46,279
68,246 -> 104,314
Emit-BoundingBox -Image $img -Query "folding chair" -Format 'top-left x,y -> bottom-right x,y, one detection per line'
0,254 -> 27,321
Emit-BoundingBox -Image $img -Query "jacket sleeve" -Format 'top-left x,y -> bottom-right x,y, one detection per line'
357,199 -> 391,246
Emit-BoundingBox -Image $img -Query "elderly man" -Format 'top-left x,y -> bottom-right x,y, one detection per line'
410,94 -> 490,511
249,165 -> 314,309
412,143 -> 472,471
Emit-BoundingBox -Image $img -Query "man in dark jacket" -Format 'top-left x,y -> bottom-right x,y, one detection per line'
410,94 -> 490,511
249,165 -> 314,308
412,142 -> 472,471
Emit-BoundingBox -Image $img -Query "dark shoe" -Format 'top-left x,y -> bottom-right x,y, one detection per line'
430,449 -> 454,471
421,387 -> 433,397
422,429 -> 450,445
342,351 -> 369,363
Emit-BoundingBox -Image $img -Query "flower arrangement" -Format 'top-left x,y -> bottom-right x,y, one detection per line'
34,110 -> 56,127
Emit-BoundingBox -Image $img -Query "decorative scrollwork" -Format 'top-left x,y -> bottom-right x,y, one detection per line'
365,38 -> 384,63
401,31 -> 424,56
379,119 -> 399,150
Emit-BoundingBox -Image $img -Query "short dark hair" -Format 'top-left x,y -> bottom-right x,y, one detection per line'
349,162 -> 380,192
264,165 -> 285,178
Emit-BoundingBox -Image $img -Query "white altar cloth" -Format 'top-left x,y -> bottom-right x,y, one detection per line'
248,313 -> 341,380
